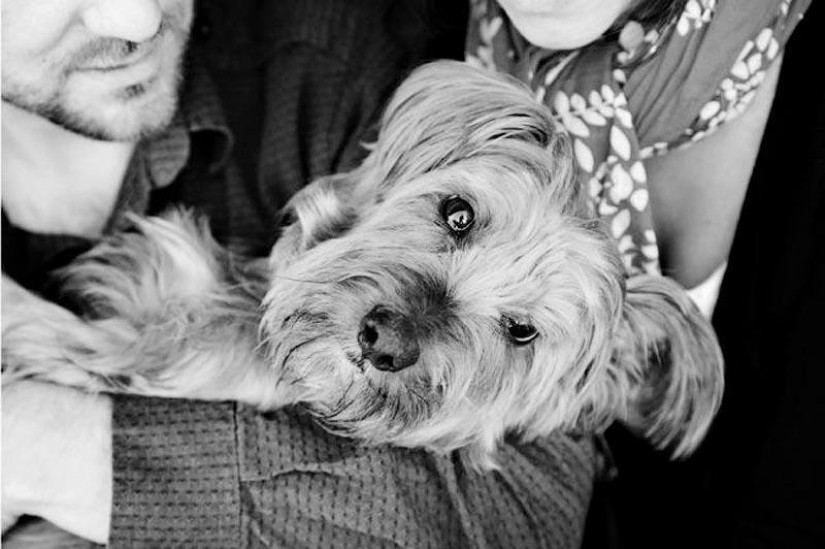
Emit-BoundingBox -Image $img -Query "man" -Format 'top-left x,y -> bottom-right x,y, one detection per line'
2,1 -> 595,547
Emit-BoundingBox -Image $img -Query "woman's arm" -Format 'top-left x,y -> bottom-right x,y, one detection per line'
645,57 -> 783,289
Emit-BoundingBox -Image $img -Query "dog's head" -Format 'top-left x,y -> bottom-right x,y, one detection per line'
263,61 -> 723,468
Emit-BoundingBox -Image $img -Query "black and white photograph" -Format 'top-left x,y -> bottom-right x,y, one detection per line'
1,1 -> 822,547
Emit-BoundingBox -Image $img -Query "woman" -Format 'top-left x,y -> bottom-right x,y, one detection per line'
464,1 -> 814,547
467,0 -> 809,314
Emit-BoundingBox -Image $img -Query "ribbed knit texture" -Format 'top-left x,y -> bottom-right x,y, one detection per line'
110,401 -> 594,548
111,398 -> 241,546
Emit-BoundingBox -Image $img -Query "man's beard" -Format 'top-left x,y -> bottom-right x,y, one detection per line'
2,10 -> 191,142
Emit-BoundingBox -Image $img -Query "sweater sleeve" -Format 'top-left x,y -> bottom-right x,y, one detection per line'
109,397 -> 242,547
110,400 -> 595,548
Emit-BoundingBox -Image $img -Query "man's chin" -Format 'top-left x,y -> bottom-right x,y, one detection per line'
57,84 -> 180,142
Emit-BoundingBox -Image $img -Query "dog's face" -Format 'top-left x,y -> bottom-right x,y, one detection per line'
261,62 -> 723,467
263,159 -> 622,465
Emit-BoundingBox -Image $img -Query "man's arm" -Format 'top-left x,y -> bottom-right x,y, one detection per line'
1,386 -> 245,547
2,382 -> 112,544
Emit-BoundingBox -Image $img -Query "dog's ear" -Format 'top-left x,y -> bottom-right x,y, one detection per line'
603,275 -> 725,457
268,172 -> 360,273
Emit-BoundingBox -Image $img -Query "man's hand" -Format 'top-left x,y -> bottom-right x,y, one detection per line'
2,381 -> 112,544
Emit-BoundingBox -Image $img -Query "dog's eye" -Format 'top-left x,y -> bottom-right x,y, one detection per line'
441,196 -> 474,233
503,317 -> 539,345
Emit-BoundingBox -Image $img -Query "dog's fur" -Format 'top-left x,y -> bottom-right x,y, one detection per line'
2,61 -> 724,469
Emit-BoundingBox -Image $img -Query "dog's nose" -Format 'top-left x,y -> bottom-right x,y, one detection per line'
358,306 -> 420,372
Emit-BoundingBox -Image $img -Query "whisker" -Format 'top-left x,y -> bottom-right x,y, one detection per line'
282,335 -> 323,370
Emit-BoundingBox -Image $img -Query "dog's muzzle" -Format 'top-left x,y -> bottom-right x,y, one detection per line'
358,306 -> 420,372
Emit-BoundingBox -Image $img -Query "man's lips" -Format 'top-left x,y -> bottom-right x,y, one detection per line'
74,35 -> 162,72
69,36 -> 172,91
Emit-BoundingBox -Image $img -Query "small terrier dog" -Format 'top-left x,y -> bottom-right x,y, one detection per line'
2,61 -> 723,468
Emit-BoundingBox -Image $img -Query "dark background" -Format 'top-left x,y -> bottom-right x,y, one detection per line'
585,1 -> 825,547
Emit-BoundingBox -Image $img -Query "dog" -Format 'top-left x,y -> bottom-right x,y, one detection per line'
2,60 -> 724,470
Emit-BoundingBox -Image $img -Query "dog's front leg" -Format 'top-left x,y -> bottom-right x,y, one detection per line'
2,276 -> 120,392
2,275 -> 297,409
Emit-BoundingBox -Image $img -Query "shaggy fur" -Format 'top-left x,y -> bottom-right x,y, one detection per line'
2,61 -> 724,469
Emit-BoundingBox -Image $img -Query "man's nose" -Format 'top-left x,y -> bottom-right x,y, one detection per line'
81,0 -> 163,43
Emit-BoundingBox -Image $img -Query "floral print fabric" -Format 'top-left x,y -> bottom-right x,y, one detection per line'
466,0 -> 810,275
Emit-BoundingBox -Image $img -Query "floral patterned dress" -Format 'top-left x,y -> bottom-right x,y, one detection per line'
466,0 -> 811,277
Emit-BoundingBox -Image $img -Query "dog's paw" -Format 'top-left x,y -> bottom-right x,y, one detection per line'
2,277 -> 114,391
